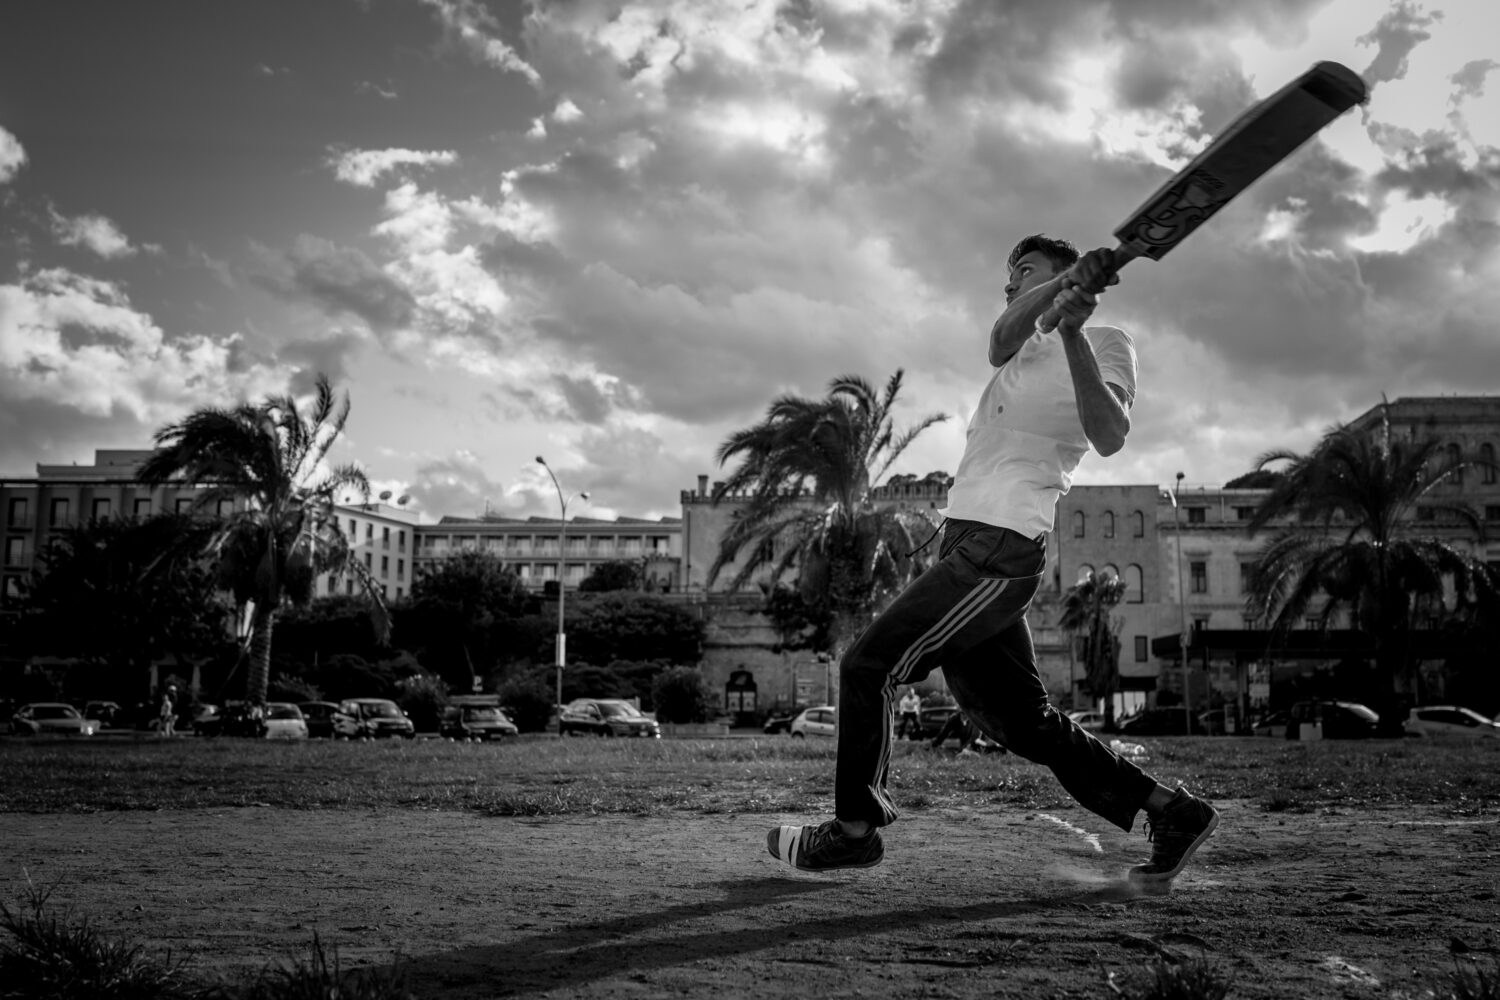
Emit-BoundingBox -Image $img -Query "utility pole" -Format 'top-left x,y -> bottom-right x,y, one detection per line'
1173,471 -> 1192,735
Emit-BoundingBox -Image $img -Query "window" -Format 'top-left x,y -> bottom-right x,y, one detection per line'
4,537 -> 25,566
346,579 -> 355,595
217,499 -> 234,517
1239,562 -> 1255,594
1103,511 -> 1115,539
365,524 -> 373,540
175,498 -> 193,514
1304,616 -> 1320,630
364,552 -> 372,569
1447,443 -> 1463,485
2,575 -> 22,600
398,529 -> 406,549
1132,510 -> 1145,537
755,538 -> 775,564
134,498 -> 152,516
1193,616 -> 1210,631
348,518 -> 356,535
1486,506 -> 1500,521
380,556 -> 388,574
327,575 -> 338,592
397,559 -> 404,581
1235,506 -> 1257,520
1134,636 -> 1148,662
382,526 -> 390,549
7,498 -> 28,527
1125,564 -> 1143,603
49,498 -> 71,527
396,587 -> 403,600
92,498 -> 111,520
1073,510 -> 1085,538
1190,560 -> 1208,594
1482,444 -> 1496,485
1186,507 -> 1206,524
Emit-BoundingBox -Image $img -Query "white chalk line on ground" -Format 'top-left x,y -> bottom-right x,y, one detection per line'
1034,813 -> 1104,853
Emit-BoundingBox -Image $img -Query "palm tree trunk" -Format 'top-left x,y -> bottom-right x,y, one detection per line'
246,607 -> 277,706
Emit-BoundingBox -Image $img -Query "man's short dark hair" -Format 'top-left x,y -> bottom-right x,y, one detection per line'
1007,234 -> 1079,272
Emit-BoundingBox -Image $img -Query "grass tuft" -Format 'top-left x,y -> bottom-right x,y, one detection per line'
203,932 -> 414,1000
1450,956 -> 1500,1000
1119,956 -> 1231,1000
0,880 -> 188,1000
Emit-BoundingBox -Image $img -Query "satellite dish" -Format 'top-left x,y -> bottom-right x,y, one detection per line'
397,495 -> 409,505
379,490 -> 392,501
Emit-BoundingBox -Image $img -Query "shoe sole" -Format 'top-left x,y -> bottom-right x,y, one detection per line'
1128,810 -> 1220,883
766,826 -> 884,872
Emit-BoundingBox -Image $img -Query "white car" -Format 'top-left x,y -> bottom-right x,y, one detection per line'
790,706 -> 836,738
1066,710 -> 1107,732
1405,705 -> 1500,739
263,702 -> 309,739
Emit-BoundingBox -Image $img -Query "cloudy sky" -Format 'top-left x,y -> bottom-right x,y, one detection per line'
1,0 -> 1496,522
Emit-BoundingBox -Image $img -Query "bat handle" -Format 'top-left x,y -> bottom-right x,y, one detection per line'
1036,243 -> 1137,332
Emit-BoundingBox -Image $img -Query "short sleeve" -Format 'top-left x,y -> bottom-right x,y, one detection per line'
1089,325 -> 1138,407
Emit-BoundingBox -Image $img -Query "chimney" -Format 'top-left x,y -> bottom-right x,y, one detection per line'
697,475 -> 709,497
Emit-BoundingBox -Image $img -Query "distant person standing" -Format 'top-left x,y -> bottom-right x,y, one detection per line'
896,687 -> 922,740
158,686 -> 177,737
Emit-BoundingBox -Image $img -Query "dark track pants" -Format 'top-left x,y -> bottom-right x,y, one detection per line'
835,518 -> 1158,832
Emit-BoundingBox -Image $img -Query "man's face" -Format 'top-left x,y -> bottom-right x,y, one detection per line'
1004,250 -> 1063,304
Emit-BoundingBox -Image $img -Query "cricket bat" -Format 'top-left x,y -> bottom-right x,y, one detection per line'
1039,60 -> 1368,330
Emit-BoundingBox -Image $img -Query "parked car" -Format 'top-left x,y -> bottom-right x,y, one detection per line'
263,702 -> 309,739
790,705 -> 837,738
1288,700 -> 1380,740
558,698 -> 660,738
441,704 -> 519,741
298,701 -> 340,739
1116,708 -> 1205,736
1066,710 -> 1107,732
10,702 -> 98,736
918,704 -> 961,738
762,708 -> 806,735
195,702 -> 268,738
82,700 -> 124,728
1250,710 -> 1291,738
1404,705 -> 1500,739
1197,709 -> 1232,735
333,699 -> 416,740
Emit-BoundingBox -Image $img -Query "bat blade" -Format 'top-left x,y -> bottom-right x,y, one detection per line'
1113,60 -> 1367,261
1038,61 -> 1366,331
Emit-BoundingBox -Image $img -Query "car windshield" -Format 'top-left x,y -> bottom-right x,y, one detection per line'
268,706 -> 302,720
1338,703 -> 1379,722
462,708 -> 502,721
34,705 -> 80,720
363,703 -> 401,718
598,702 -> 642,718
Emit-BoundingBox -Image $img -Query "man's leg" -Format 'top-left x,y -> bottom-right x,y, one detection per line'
944,622 -> 1218,881
767,521 -> 1044,871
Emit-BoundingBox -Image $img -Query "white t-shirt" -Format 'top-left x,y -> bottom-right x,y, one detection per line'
941,323 -> 1137,537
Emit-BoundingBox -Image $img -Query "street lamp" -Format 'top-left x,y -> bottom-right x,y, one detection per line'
1171,471 -> 1192,735
537,456 -> 589,714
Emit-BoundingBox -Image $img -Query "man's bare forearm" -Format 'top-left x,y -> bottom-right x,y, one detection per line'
989,276 -> 1065,366
1060,329 -> 1130,457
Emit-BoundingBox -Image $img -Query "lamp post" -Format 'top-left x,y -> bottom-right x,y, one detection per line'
537,456 -> 588,714
1172,471 -> 1192,735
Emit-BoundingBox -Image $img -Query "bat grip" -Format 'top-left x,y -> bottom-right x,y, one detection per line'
1036,243 -> 1137,332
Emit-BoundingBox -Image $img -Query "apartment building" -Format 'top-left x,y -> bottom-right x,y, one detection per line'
412,514 -> 682,592
1,449 -> 242,612
322,500 -> 425,603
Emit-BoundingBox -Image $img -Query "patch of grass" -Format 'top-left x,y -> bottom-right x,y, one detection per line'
202,933 -> 413,1000
1450,956 -> 1500,1000
2,734 -> 1497,818
1114,956 -> 1230,1000
0,881 -> 189,999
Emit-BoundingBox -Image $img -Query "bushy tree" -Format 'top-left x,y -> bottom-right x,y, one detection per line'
499,673 -> 555,732
564,593 -> 706,665
395,672 -> 449,732
406,549 -> 529,687
651,666 -> 717,724
579,560 -> 642,592
1058,571 -> 1127,728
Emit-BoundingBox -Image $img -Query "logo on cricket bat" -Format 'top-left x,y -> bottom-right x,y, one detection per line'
1121,170 -> 1230,259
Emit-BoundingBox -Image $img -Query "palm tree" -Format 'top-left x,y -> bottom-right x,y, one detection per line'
1058,571 -> 1127,728
1244,407 -> 1498,725
709,371 -> 947,651
139,374 -> 389,706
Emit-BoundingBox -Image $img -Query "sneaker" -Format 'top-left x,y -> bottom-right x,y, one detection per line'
766,819 -> 884,872
1128,788 -> 1219,883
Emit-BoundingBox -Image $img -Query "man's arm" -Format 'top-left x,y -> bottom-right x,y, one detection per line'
989,275 -> 1064,367
1052,285 -> 1132,457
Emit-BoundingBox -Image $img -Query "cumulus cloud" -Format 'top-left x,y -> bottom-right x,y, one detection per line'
0,124 -> 25,184
403,449 -> 512,519
419,0 -> 541,85
329,147 -> 459,188
48,209 -> 147,259
0,268 -> 291,472
1357,0 -> 1441,88
1450,58 -> 1499,102
249,234 -> 417,335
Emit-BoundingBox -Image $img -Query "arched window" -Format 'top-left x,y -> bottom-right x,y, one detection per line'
1448,443 -> 1463,486
1132,510 -> 1145,537
1482,443 -> 1496,485
1125,564 -> 1144,603
1076,563 -> 1095,584
1073,510 -> 1086,538
1103,511 -> 1115,539
1101,563 -> 1119,580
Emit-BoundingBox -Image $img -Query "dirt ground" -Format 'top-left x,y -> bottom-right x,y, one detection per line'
4,800 -> 1498,999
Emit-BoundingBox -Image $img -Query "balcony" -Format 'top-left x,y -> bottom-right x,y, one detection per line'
3,551 -> 33,569
6,513 -> 35,530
